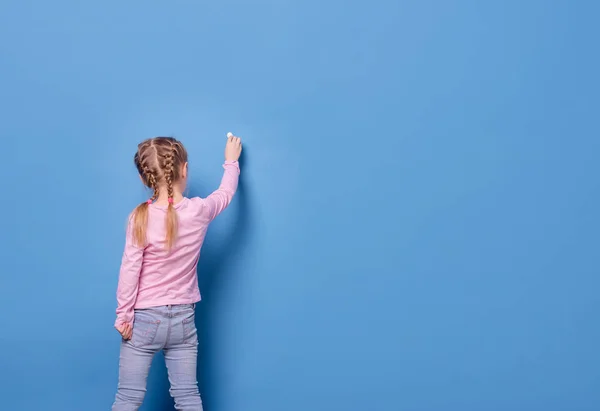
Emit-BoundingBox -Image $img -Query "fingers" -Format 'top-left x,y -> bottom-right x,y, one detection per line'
226,133 -> 242,145
124,324 -> 132,340
116,323 -> 133,340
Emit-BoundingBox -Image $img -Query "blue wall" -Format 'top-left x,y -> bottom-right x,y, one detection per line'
1,1 -> 598,410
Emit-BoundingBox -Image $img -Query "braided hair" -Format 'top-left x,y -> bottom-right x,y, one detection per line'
131,137 -> 188,250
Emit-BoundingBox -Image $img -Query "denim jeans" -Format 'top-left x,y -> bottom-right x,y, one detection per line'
112,304 -> 203,411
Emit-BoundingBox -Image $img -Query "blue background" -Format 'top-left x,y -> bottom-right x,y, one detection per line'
1,1 -> 598,410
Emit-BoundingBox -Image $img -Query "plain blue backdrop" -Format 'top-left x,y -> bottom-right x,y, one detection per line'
0,1 -> 598,410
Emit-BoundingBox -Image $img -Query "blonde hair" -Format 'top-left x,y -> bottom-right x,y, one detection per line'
132,137 -> 188,250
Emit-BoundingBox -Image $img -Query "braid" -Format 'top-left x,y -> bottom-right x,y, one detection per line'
131,156 -> 159,247
163,143 -> 176,200
142,164 -> 159,202
163,142 -> 178,250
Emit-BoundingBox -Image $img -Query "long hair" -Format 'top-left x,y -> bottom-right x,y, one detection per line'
131,137 -> 188,250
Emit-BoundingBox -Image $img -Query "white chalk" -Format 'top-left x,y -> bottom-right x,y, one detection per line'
227,132 -> 233,138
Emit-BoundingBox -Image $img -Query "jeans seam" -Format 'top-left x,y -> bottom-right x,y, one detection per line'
164,317 -> 171,349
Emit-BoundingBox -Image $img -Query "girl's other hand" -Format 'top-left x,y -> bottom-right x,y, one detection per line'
116,323 -> 133,340
225,135 -> 242,162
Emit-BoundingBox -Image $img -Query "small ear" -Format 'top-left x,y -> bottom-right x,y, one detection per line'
181,162 -> 188,179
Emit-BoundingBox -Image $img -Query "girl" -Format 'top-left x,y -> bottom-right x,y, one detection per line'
112,135 -> 242,411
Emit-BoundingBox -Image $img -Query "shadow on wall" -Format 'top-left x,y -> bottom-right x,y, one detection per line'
141,149 -> 252,411
195,148 -> 252,410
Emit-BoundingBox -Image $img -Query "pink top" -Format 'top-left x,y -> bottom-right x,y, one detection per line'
115,161 -> 240,328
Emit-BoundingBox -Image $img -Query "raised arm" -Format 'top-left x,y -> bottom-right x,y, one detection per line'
204,160 -> 241,221
203,134 -> 242,221
114,217 -> 144,329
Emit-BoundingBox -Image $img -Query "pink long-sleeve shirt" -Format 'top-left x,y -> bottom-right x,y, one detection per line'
115,160 -> 240,328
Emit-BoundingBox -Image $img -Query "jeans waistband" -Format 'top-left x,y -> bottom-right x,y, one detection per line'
135,303 -> 195,313
167,303 -> 195,309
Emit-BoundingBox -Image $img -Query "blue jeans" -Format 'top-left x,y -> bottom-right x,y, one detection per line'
112,304 -> 203,411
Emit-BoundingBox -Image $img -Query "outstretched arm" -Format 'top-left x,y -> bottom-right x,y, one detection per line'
204,160 -> 240,220
203,135 -> 242,221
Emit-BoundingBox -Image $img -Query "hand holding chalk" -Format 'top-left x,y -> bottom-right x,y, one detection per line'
225,132 -> 242,162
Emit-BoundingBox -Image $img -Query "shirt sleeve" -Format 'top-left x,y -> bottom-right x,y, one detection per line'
114,217 -> 144,328
202,160 -> 240,221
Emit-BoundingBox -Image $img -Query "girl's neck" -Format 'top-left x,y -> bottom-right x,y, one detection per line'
154,190 -> 185,206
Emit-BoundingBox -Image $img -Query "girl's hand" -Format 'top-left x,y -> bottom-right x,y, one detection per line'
225,134 -> 242,162
116,323 -> 133,340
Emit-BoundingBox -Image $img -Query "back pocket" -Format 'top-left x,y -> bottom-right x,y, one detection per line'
182,315 -> 198,346
131,312 -> 160,347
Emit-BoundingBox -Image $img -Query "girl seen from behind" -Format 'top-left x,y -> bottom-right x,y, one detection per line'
112,134 -> 242,411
